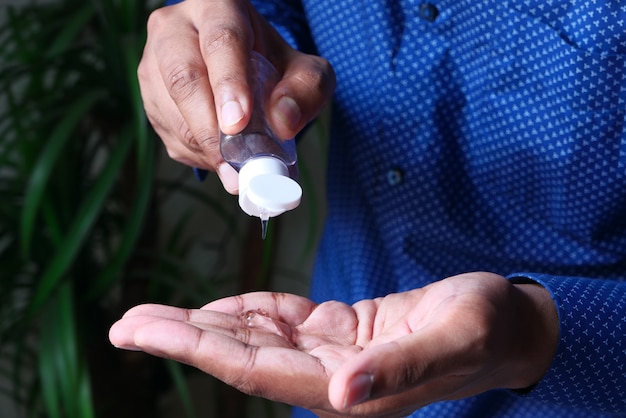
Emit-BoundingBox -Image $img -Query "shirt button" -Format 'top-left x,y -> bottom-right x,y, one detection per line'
419,3 -> 439,22
386,168 -> 404,186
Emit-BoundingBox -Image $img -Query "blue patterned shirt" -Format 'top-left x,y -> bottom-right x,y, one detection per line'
169,0 -> 626,416
248,0 -> 626,417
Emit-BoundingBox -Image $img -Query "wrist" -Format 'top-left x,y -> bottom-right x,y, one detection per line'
508,283 -> 559,390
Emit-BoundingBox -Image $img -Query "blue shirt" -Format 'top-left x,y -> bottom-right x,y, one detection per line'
169,0 -> 626,415
248,0 -> 626,417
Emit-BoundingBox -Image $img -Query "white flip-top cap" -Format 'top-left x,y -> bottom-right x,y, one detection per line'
238,156 -> 302,218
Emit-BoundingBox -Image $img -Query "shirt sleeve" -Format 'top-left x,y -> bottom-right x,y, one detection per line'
508,273 -> 626,415
164,0 -> 315,53
248,0 -> 316,54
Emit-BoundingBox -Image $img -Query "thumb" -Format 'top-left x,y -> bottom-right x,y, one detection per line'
328,328 -> 467,411
216,162 -> 239,194
268,52 -> 336,139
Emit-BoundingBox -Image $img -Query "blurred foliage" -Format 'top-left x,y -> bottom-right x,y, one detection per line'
0,0 -> 246,416
0,0 -> 327,416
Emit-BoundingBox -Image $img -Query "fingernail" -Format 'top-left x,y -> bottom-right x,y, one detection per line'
221,100 -> 244,128
275,96 -> 301,131
343,373 -> 374,409
217,163 -> 239,194
192,167 -> 208,182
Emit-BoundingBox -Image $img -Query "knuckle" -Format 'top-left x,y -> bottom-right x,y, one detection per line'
301,57 -> 336,94
469,316 -> 495,355
233,327 -> 252,346
137,45 -> 159,86
146,7 -> 170,34
145,111 -> 164,133
136,56 -> 149,83
195,130 -> 220,153
286,57 -> 337,109
166,147 -> 202,168
294,67 -> 325,91
180,125 -> 220,156
165,147 -> 186,163
203,25 -> 247,57
147,112 -> 178,146
181,127 -> 198,150
170,115 -> 195,148
165,64 -> 205,104
211,73 -> 240,93
229,346 -> 262,395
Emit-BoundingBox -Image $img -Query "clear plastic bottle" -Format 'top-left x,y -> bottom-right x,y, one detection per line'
220,52 -> 302,228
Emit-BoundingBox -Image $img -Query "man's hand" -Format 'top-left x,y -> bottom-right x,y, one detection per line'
139,0 -> 335,192
109,272 -> 559,417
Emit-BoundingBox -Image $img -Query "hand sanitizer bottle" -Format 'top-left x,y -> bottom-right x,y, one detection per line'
220,52 -> 302,238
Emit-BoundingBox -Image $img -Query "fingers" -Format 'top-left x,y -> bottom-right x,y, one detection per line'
327,329 -> 452,410
108,303 -> 330,409
140,1 -> 336,168
109,308 -> 294,351
145,4 -> 230,161
141,318 -> 327,407
203,291 -> 318,325
195,0 -> 254,135
139,0 -> 255,187
328,324 -> 524,412
216,162 -> 239,194
268,51 -> 336,139
327,275 -> 519,411
139,6 -> 216,170
108,304 -> 236,350
109,293 -> 318,351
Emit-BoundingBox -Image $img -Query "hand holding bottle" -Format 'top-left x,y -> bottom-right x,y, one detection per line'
221,52 -> 302,225
138,0 -> 336,192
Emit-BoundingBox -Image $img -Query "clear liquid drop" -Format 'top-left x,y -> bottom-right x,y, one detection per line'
241,309 -> 294,345
260,212 -> 269,240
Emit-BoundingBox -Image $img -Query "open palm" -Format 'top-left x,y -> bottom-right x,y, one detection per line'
109,273 -> 557,417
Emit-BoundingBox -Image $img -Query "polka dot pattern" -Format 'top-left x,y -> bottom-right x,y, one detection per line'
512,274 -> 626,415
260,0 -> 626,416
172,0 -> 625,415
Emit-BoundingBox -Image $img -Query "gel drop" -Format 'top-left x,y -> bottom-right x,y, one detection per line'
241,309 -> 294,345
260,212 -> 269,240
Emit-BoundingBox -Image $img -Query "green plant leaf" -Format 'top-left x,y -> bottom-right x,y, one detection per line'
81,13 -> 157,301
165,361 -> 197,418
26,122 -> 134,318
134,252 -> 220,304
39,282 -> 95,418
38,341 -> 62,418
157,180 -> 244,240
46,3 -> 95,59
85,130 -> 155,301
20,90 -> 105,258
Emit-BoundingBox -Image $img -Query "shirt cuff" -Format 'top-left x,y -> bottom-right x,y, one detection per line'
506,273 -> 626,415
